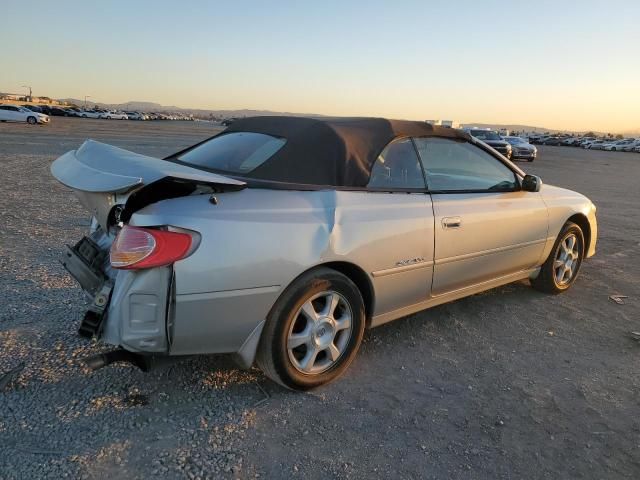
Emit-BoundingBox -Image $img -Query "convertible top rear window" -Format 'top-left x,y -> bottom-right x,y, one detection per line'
169,116 -> 482,187
177,132 -> 286,175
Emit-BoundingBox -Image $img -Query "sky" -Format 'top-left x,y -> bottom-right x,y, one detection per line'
1,0 -> 638,132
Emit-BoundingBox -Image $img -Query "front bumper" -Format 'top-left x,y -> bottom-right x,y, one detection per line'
493,147 -> 512,157
586,204 -> 598,258
512,149 -> 536,159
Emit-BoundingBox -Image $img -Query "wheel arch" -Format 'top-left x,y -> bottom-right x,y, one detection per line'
567,213 -> 591,253
320,261 -> 375,324
273,261 -> 375,325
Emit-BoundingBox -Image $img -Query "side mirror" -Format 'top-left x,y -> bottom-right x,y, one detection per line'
521,174 -> 542,192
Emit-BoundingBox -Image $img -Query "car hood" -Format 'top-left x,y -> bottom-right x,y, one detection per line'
51,139 -> 245,229
514,143 -> 535,150
483,139 -> 510,147
541,183 -> 592,207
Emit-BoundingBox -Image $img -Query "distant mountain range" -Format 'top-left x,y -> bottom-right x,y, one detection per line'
58,98 -> 638,135
59,98 -> 322,119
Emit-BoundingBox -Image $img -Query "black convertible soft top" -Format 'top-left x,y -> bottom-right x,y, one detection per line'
221,116 -> 471,187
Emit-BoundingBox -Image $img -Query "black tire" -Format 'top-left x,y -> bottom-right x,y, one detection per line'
528,158 -> 534,162
256,267 -> 365,390
531,222 -> 585,294
26,116 -> 37,125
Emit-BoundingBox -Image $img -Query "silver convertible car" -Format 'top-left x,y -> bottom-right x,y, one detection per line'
51,117 -> 597,390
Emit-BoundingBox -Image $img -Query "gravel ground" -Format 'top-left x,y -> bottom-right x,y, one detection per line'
1,118 -> 639,479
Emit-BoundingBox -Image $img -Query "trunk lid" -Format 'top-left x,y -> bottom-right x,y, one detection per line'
51,140 -> 245,229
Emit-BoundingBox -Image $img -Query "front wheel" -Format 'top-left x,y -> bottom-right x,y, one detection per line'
257,268 -> 365,390
531,222 -> 584,294
26,116 -> 37,125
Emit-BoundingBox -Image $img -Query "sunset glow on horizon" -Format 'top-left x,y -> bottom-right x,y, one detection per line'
1,0 -> 638,132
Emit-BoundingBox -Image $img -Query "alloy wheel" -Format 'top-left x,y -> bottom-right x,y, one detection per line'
554,233 -> 580,286
287,291 -> 353,375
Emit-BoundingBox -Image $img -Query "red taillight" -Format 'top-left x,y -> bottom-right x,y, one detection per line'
110,226 -> 193,269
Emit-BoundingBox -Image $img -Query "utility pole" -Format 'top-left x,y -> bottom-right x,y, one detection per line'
21,85 -> 32,102
84,95 -> 91,110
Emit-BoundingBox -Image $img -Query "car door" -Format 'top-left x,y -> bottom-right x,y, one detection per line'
359,138 -> 435,315
10,107 -> 27,122
413,137 -> 548,296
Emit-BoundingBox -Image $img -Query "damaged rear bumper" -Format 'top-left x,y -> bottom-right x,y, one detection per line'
61,232 -> 172,354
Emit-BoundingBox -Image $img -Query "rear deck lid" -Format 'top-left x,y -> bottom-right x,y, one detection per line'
51,140 -> 245,229
52,139 -> 245,193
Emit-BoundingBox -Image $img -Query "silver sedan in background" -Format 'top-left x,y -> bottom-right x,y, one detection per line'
51,117 -> 597,390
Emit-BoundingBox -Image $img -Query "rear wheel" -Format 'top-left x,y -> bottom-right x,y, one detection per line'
531,222 -> 584,294
27,116 -> 37,125
257,268 -> 365,390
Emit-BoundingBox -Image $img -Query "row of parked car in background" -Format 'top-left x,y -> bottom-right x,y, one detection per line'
0,104 -> 194,124
464,128 -> 537,162
529,134 -> 640,153
2,106 -> 638,156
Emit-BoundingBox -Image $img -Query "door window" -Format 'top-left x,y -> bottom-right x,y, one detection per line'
414,138 -> 518,192
367,138 -> 426,190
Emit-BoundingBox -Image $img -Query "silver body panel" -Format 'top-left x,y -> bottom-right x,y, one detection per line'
122,182 -> 595,362
51,143 -> 598,367
128,189 -> 437,355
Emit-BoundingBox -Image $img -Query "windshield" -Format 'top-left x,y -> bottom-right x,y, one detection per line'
176,132 -> 286,175
469,130 -> 502,141
504,137 -> 525,145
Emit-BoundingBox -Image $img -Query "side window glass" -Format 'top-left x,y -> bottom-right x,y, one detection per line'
414,138 -> 518,192
367,138 -> 425,190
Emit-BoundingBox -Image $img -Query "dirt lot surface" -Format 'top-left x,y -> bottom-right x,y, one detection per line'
1,118 -> 639,479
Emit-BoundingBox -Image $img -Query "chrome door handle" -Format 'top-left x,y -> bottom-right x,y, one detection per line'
442,216 -> 462,229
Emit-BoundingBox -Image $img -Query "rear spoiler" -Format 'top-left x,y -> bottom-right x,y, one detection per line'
51,139 -> 246,194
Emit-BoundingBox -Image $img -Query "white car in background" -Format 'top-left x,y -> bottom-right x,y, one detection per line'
621,139 -> 640,152
578,137 -> 596,147
99,110 -> 128,120
124,111 -> 146,120
603,139 -> 635,151
78,110 -> 103,119
585,140 -> 607,150
0,104 -> 50,124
